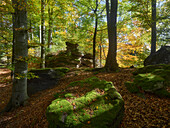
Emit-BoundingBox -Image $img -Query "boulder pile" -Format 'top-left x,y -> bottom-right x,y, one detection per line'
46,42 -> 93,68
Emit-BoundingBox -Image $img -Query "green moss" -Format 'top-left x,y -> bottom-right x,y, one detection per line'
154,89 -> 170,98
126,65 -> 170,98
64,93 -> 75,98
67,76 -> 113,91
53,93 -> 61,99
47,77 -> 124,128
124,81 -> 140,93
134,73 -> 164,91
29,68 -> 52,75
152,69 -> 170,86
46,99 -> 73,127
133,64 -> 170,75
54,67 -> 70,73
68,81 -> 84,87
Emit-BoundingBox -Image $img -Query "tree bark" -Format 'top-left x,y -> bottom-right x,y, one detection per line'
40,0 -> 45,68
105,0 -> 118,72
48,5 -> 53,49
99,30 -> 103,68
93,14 -> 98,68
5,0 -> 28,111
92,0 -> 99,68
151,0 -> 156,54
99,44 -> 102,67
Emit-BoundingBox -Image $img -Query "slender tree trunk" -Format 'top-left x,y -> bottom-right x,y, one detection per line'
93,14 -> 98,68
30,20 -> 34,40
99,44 -> 102,67
105,0 -> 118,72
99,30 -> 103,68
92,0 -> 99,68
11,14 -> 15,80
5,0 -> 28,111
40,0 -> 45,68
0,3 -> 2,64
102,46 -> 106,59
48,5 -> 53,49
151,0 -> 156,54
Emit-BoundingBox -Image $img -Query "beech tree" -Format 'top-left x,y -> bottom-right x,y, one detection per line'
47,0 -> 53,49
40,0 -> 45,68
105,0 -> 118,72
5,0 -> 28,111
151,0 -> 156,54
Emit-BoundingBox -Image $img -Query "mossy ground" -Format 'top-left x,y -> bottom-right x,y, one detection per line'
47,77 -> 124,128
29,67 -> 70,73
29,67 -> 70,79
125,64 -> 170,98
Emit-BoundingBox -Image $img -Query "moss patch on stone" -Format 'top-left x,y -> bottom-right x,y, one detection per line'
133,64 -> 170,75
124,81 -> 140,93
126,64 -> 170,98
134,73 -> 164,91
68,76 -> 113,91
29,67 -> 69,80
47,77 -> 124,128
53,67 -> 70,73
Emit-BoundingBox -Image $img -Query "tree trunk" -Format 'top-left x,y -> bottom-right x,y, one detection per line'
99,30 -> 103,68
40,0 -> 45,68
102,46 -> 106,59
5,0 -> 28,111
105,0 -> 118,72
151,0 -> 156,54
28,20 -> 33,41
11,14 -> 15,80
93,14 -> 98,68
99,44 -> 102,67
48,5 -> 53,49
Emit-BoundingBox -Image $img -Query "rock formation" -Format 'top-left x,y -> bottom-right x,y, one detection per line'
144,46 -> 170,66
46,42 -> 93,68
46,77 -> 124,128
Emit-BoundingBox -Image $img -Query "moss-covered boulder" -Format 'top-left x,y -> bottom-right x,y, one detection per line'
133,64 -> 170,75
27,67 -> 69,96
29,67 -> 69,79
134,73 -> 165,92
46,42 -> 82,68
46,77 -> 124,128
125,64 -> 170,98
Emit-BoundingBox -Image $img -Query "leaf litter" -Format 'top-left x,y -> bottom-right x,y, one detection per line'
0,68 -> 169,128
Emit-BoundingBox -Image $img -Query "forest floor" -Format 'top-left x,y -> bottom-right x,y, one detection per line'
0,67 -> 169,128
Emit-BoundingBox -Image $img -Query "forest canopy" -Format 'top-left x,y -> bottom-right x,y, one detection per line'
0,0 -> 169,68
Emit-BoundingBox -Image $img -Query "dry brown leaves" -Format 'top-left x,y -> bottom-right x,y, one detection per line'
0,68 -> 169,128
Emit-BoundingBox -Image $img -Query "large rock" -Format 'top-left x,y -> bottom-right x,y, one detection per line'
46,77 -> 124,128
46,42 -> 82,68
80,58 -> 93,68
27,68 -> 69,96
80,53 -> 93,68
125,64 -> 170,98
82,53 -> 93,59
144,46 -> 170,66
66,42 -> 79,53
46,42 -> 93,68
